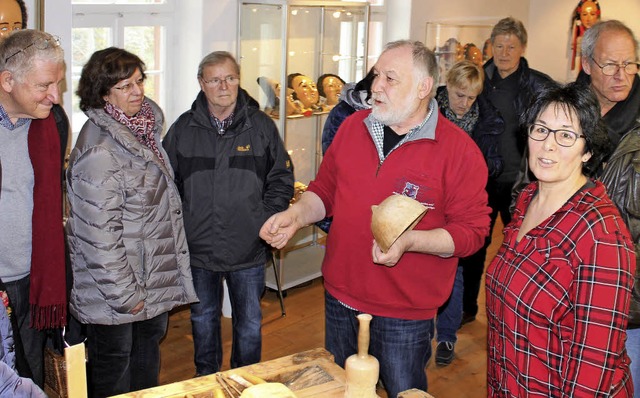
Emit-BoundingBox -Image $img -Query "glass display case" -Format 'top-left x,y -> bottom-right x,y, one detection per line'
425,22 -> 494,86
238,0 -> 370,290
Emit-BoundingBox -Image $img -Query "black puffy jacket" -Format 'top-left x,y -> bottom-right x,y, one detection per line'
482,57 -> 554,155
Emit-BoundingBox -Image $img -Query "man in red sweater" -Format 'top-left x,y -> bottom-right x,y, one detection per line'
260,40 -> 490,397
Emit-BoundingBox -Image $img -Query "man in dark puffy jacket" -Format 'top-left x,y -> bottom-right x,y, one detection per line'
583,20 -> 640,394
163,51 -> 294,376
461,17 -> 554,325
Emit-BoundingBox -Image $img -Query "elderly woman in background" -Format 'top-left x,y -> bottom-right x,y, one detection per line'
486,82 -> 634,396
65,47 -> 198,397
433,59 -> 503,365
436,60 -> 503,178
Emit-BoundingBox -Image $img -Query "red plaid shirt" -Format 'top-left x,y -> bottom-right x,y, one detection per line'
486,180 -> 636,397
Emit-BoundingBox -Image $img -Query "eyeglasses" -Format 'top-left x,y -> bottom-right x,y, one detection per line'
201,75 -> 240,88
590,56 -> 640,76
113,77 -> 145,94
4,35 -> 60,63
528,124 -> 586,147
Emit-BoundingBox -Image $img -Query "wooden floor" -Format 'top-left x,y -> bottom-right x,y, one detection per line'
158,221 -> 504,398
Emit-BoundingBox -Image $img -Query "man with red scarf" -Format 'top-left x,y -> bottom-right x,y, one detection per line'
0,29 -> 68,388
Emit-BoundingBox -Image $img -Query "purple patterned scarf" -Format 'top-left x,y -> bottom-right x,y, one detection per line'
104,99 -> 164,162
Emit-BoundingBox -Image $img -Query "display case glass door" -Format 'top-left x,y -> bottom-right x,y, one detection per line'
239,0 -> 369,290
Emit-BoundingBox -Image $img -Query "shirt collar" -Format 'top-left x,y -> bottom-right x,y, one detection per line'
0,103 -> 29,130
210,111 -> 234,135
365,98 -> 437,161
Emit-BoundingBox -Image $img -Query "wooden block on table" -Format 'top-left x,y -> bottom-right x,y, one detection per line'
397,388 -> 435,398
112,348 -> 348,398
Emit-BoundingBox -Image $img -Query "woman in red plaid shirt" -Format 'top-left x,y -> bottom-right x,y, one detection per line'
486,82 -> 636,397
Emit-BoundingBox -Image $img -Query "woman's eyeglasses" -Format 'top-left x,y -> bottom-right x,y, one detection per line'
113,77 -> 146,94
528,124 -> 586,147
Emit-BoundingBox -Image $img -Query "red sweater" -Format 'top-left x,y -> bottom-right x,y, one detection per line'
309,108 -> 490,320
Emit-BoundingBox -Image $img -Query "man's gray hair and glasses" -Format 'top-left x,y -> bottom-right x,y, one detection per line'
197,51 -> 240,79
581,20 -> 639,61
201,75 -> 239,88
528,124 -> 586,147
4,35 -> 60,63
0,30 -> 64,79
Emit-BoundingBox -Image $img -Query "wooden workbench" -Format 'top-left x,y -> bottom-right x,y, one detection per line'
112,348 -> 348,397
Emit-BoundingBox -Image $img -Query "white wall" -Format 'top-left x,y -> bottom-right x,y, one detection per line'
385,0 -> 412,41
171,0 -> 204,120
202,0 -> 237,55
405,0 -> 529,46
23,0 -> 37,28
41,0 -> 72,116
174,0 -> 238,118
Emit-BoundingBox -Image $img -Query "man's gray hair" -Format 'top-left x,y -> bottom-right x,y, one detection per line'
581,19 -> 639,61
0,29 -> 64,81
197,51 -> 240,78
382,40 -> 438,97
490,17 -> 528,47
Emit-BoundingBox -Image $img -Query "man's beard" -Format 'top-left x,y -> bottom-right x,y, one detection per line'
371,94 -> 417,126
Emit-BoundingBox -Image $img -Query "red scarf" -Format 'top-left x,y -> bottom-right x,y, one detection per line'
28,114 -> 67,329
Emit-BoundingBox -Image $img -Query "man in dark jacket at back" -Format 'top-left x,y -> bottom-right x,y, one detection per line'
460,17 -> 554,325
163,51 -> 294,376
582,19 -> 640,394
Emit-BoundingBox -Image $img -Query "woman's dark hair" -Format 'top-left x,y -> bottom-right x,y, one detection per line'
76,47 -> 146,111
521,81 -> 611,177
316,73 -> 345,97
